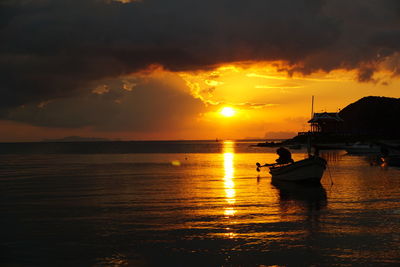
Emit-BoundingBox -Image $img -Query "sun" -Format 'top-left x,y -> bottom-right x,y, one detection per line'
220,107 -> 236,117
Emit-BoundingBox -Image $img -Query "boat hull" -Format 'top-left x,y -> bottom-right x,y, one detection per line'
269,156 -> 326,182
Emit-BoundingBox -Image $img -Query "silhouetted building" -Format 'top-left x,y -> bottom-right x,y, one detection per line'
308,112 -> 343,133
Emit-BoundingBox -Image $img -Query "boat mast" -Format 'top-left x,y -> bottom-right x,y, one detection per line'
311,95 -> 314,121
308,96 -> 314,157
310,95 -> 314,132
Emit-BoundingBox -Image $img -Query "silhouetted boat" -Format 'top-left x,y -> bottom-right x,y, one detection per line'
256,141 -> 283,147
258,96 -> 327,183
268,156 -> 327,183
345,142 -> 380,154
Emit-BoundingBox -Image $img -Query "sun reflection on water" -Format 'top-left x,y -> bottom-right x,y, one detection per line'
223,141 -> 236,215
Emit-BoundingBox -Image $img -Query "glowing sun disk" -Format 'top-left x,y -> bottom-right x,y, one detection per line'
220,107 -> 236,117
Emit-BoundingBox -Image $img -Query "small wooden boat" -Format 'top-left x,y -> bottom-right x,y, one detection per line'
256,96 -> 327,183
268,156 -> 327,183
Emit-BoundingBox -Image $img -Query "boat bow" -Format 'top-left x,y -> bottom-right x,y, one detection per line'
269,156 -> 327,183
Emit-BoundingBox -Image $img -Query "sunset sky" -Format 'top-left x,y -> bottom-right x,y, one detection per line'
2,0 -> 400,141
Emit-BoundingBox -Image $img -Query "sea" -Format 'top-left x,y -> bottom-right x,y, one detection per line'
1,140 -> 400,266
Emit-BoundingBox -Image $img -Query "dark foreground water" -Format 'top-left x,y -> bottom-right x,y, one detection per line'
1,141 -> 400,266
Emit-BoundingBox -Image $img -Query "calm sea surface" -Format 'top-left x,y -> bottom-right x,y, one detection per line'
1,141 -> 400,266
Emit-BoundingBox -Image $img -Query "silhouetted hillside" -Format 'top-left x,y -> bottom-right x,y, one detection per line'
42,136 -> 110,142
338,96 -> 400,138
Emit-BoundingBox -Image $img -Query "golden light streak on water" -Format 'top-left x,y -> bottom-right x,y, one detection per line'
223,141 -> 236,214
224,207 -> 236,216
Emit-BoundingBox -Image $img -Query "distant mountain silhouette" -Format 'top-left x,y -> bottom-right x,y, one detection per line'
42,136 -> 110,142
338,96 -> 400,138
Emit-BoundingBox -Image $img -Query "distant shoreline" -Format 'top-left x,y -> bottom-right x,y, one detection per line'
0,138 -> 286,144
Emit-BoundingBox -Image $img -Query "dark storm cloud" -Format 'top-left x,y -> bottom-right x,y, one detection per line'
5,76 -> 206,131
1,0 -> 400,113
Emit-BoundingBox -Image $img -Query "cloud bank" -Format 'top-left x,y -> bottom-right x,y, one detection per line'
2,0 -> 400,130
5,73 -> 205,131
